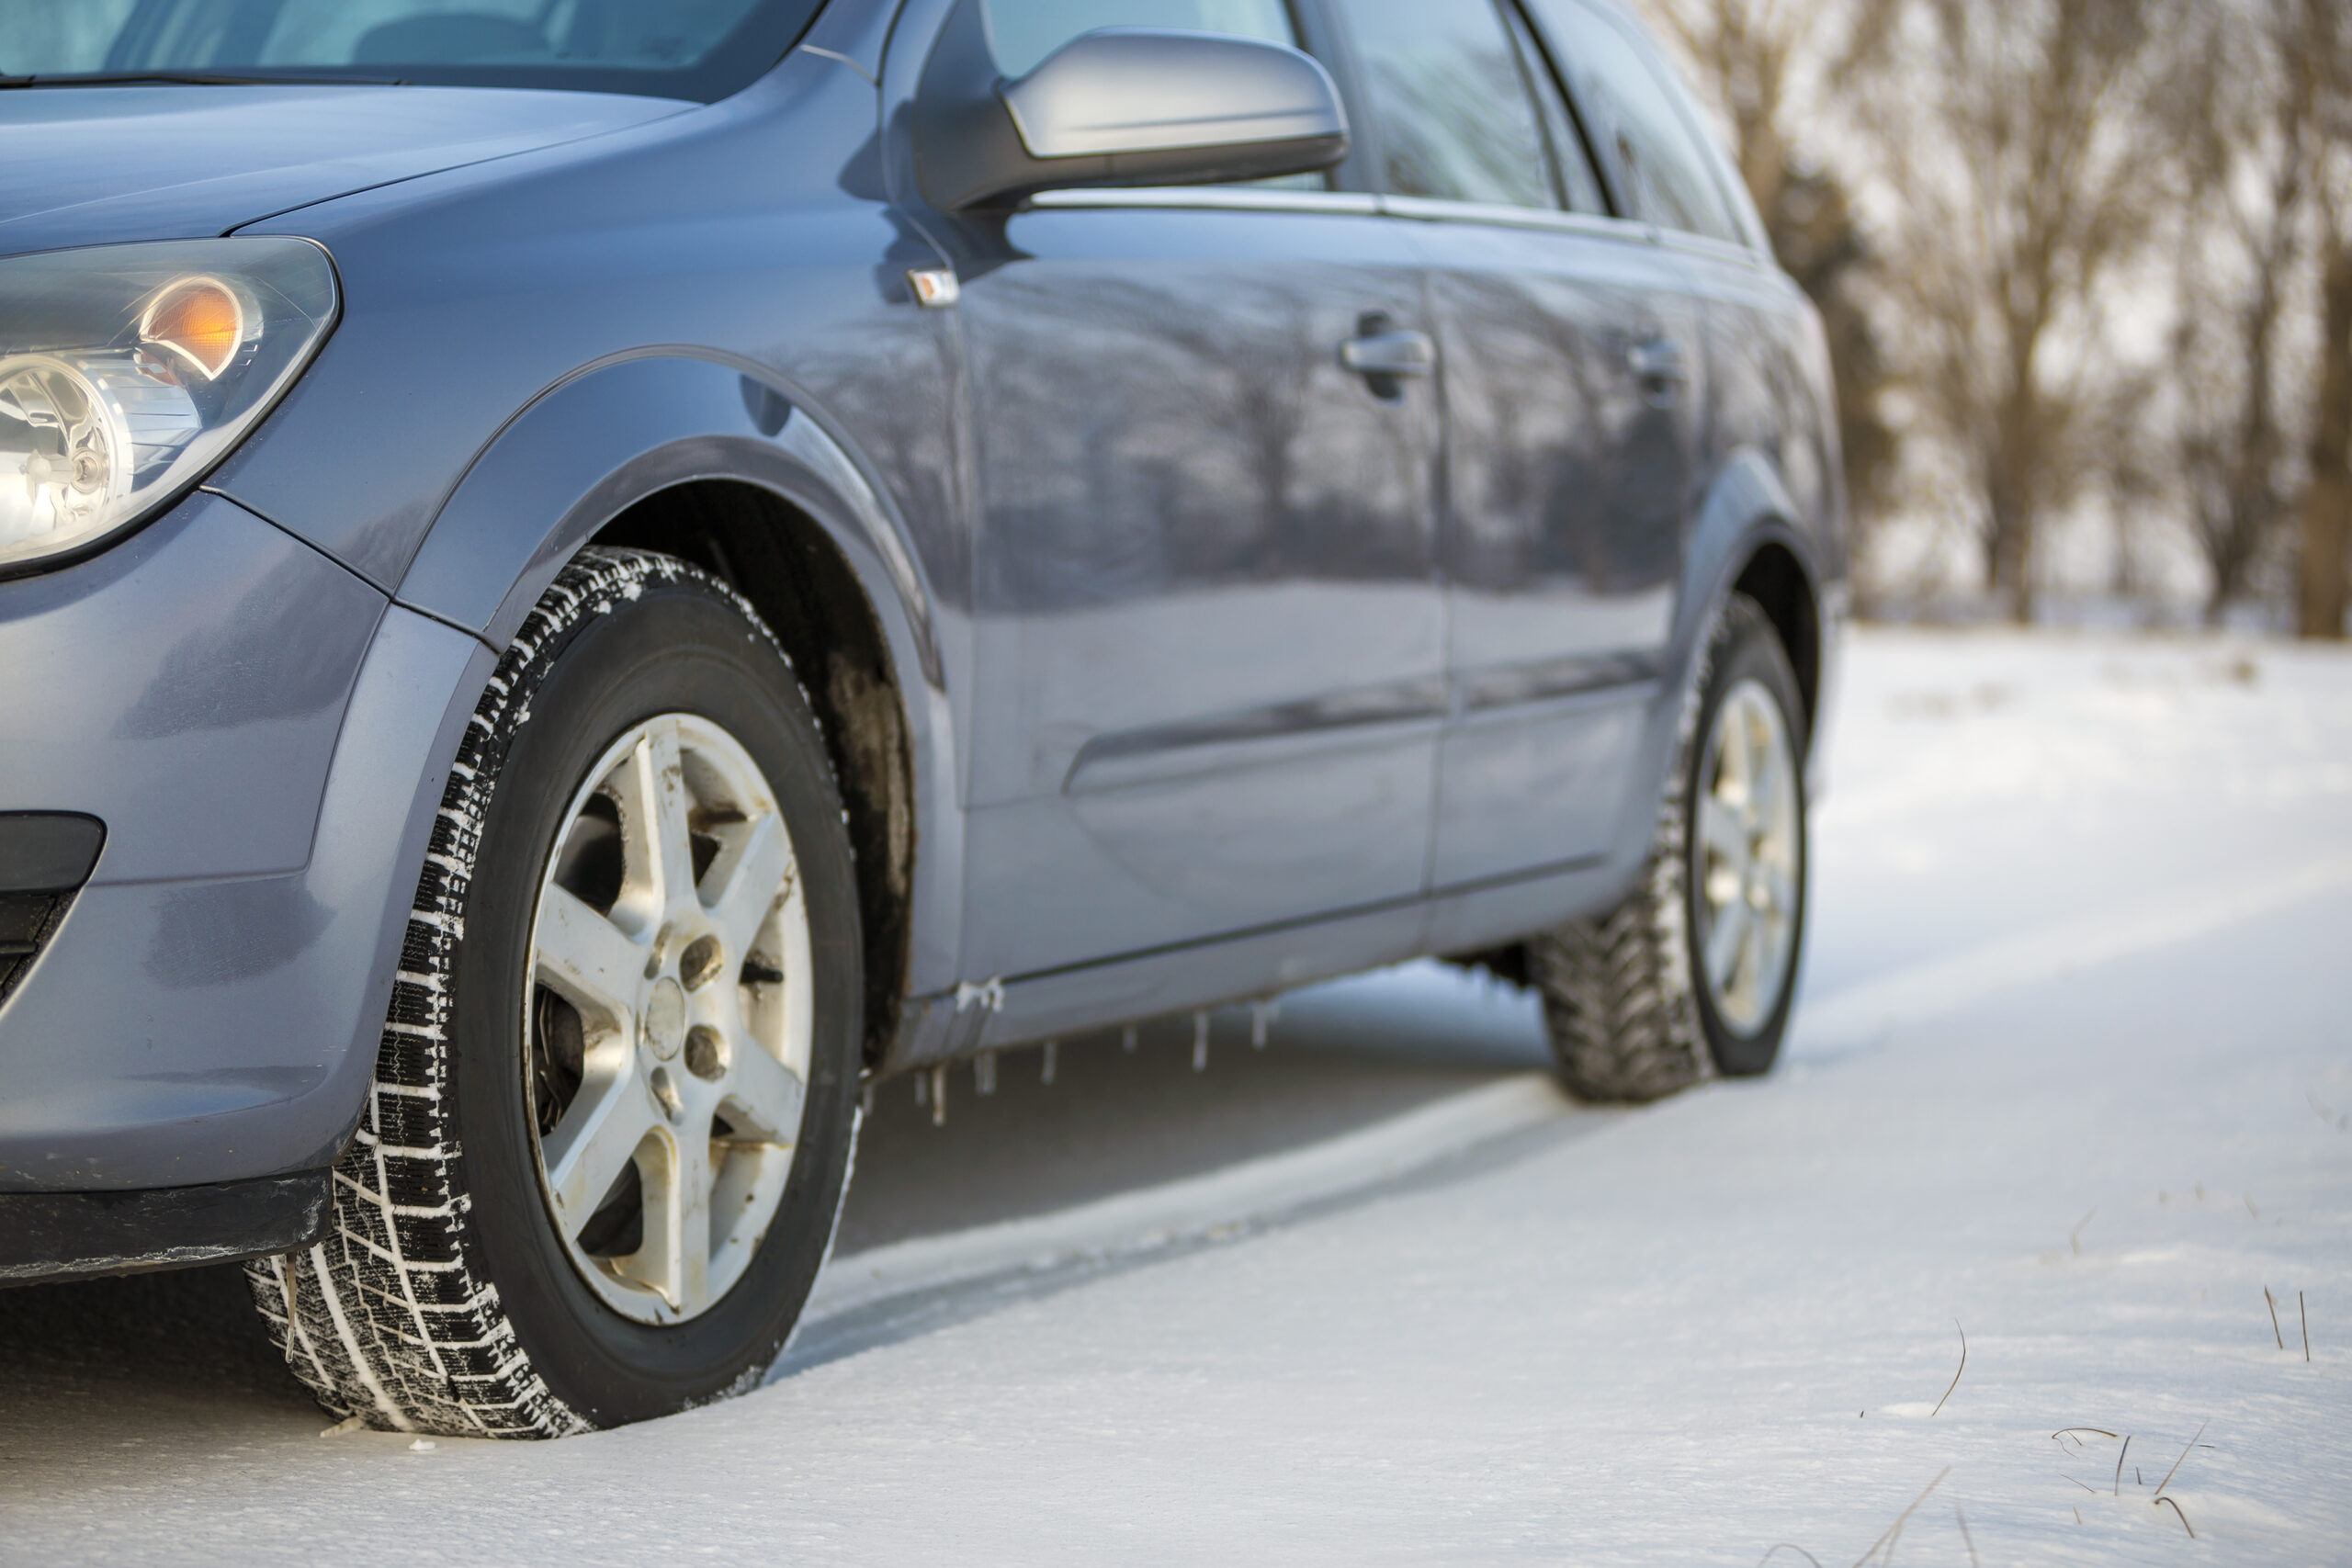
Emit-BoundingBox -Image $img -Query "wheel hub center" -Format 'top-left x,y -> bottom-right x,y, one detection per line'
644,976 -> 686,1062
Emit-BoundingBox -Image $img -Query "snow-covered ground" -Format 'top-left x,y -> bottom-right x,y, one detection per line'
3,627 -> 2346,1564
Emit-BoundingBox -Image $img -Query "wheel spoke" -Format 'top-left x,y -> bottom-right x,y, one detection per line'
1698,795 -> 1748,865
631,1129 -> 714,1318
1739,913 -> 1770,1003
1720,706 -> 1754,803
1751,736 -> 1787,828
1759,863 -> 1798,921
704,811 -> 791,956
1704,897 -> 1750,991
534,884 -> 646,1021
720,1040 -> 806,1144
611,718 -> 696,915
540,1072 -> 660,1239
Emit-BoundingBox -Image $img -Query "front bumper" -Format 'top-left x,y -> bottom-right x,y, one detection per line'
0,491 -> 492,1224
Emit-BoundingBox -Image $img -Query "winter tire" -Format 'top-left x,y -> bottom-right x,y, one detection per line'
246,547 -> 864,1437
1531,591 -> 1808,1102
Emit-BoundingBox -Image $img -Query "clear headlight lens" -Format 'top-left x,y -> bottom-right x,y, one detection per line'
0,239 -> 336,574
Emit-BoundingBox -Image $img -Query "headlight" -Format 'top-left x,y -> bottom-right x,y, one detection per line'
0,239 -> 336,575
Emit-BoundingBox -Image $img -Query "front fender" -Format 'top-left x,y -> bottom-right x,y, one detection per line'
397,352 -> 944,682
391,351 -> 963,998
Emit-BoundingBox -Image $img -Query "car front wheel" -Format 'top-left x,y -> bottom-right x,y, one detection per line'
247,547 -> 863,1436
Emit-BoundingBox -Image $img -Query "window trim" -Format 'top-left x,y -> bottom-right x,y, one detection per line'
1017,183 -> 1775,282
1521,0 -> 1757,252
1025,186 -> 1380,215
1307,0 -> 1561,211
1375,192 -> 1648,247
1496,0 -> 1615,219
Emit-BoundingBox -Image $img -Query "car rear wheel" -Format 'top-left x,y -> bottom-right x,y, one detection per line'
1530,591 -> 1809,1102
245,547 -> 863,1436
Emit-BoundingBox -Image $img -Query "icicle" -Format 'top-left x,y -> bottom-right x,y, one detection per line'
1041,1039 -> 1058,1085
975,1049 -> 997,1096
1250,998 -> 1275,1050
1121,1023 -> 1138,1054
929,1063 -> 947,1126
1192,1010 -> 1209,1072
861,1080 -> 874,1116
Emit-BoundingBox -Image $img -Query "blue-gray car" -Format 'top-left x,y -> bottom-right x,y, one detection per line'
0,0 -> 1844,1434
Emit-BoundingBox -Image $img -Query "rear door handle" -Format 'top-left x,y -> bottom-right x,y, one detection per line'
1627,335 -> 1688,396
1340,329 -> 1438,378
1627,337 -> 1688,379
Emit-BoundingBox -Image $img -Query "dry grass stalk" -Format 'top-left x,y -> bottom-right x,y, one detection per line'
1850,1467 -> 1951,1567
2070,1208 -> 2097,1255
2267,1285 -> 2286,1348
2154,1420 -> 2208,1495
2301,1291 -> 2311,1360
2050,1427 -> 2120,1447
1930,1321 -> 1967,1417
2112,1434 -> 2132,1495
2154,1495 -> 2196,1537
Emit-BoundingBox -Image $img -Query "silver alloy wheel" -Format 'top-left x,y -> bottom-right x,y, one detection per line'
524,713 -> 813,1325
1692,677 -> 1801,1035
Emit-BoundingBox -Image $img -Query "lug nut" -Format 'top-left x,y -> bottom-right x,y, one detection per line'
680,934 -> 724,990
685,1025 -> 728,1082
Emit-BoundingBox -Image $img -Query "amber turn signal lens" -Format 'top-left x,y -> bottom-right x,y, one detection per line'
140,277 -> 246,379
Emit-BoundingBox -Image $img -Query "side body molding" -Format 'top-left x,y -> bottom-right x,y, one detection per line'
391,352 -> 964,1000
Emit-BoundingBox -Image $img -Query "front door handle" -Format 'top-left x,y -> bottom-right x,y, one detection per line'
1340,315 -> 1436,399
1628,335 -> 1688,405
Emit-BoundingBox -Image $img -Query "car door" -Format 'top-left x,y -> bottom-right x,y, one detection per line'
910,0 -> 1449,988
1322,0 -> 1706,892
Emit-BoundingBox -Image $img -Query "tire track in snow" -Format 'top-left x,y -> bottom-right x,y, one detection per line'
1793,847 -> 2352,1058
793,847 -> 2352,1359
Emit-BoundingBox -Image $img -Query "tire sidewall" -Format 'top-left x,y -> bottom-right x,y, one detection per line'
1683,596 -> 1809,1077
447,567 -> 862,1427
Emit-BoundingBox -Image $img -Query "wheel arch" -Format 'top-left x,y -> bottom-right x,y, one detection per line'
593,479 -> 917,1067
391,352 -> 965,1064
1676,447 -> 1831,744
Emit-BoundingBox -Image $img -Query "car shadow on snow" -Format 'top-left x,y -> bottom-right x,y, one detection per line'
0,964 -> 1553,1439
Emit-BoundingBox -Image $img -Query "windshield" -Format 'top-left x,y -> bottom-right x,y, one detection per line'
4,0 -> 828,101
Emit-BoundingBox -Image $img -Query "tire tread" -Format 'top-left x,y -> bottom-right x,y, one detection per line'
244,548 -> 775,1438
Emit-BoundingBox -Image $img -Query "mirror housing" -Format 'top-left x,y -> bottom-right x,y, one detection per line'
914,5 -> 1349,211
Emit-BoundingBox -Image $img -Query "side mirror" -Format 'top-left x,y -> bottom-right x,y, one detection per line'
914,6 -> 1349,212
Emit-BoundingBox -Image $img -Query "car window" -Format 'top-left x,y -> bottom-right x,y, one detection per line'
1499,0 -> 1606,215
1523,0 -> 1744,243
1331,0 -> 1553,209
981,0 -> 1297,77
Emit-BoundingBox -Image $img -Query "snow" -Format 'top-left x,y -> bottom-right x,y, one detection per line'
3,627 -> 2347,1563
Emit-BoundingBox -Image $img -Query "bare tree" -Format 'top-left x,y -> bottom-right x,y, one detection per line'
1861,0 -> 2178,622
2296,0 -> 2352,638
2304,240 -> 2352,637
2163,0 -> 2329,625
